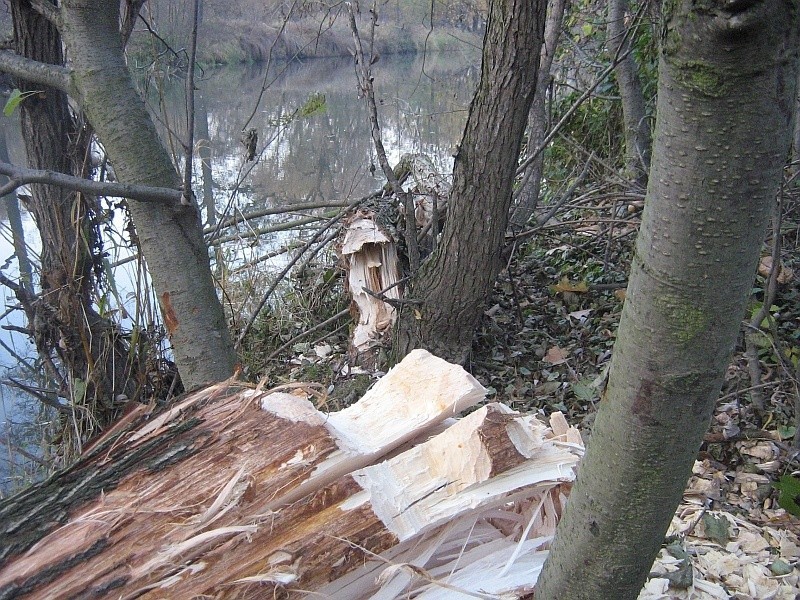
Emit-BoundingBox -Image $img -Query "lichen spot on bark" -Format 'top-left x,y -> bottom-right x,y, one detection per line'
677,61 -> 729,98
656,294 -> 708,344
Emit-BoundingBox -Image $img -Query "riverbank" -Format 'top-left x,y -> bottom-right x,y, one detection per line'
129,15 -> 483,67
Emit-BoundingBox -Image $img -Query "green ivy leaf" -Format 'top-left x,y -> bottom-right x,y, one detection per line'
3,88 -> 42,117
773,475 -> 800,516
572,380 -> 595,402
72,378 -> 87,405
702,513 -> 730,546
298,92 -> 326,118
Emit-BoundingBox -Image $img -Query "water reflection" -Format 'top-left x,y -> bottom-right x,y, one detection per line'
151,52 -> 478,220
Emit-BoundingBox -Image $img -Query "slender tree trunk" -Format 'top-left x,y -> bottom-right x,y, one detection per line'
793,65 -> 800,174
608,0 -> 651,188
397,0 -> 546,363
10,0 -> 136,436
0,129 -> 32,294
509,0 -> 568,229
58,0 -> 237,389
536,1 -> 799,598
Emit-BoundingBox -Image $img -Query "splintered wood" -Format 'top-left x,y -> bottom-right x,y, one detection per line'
0,350 -> 583,599
339,210 -> 402,366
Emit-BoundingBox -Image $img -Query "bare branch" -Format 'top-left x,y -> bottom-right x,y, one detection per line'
0,161 -> 183,203
264,308 -> 350,362
203,199 -> 359,234
514,57 -> 626,181
235,198 -> 363,349
347,3 -> 420,271
0,50 -> 72,95
121,0 -> 147,46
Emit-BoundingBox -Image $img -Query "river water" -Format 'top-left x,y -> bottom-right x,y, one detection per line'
0,51 -> 479,492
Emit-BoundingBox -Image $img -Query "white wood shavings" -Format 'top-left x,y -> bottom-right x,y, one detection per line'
641,506 -> 800,600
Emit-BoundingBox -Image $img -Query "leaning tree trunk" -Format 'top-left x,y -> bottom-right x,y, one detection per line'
535,1 -> 799,598
607,0 -> 651,189
58,0 -> 237,389
397,0 -> 546,364
10,0 -> 136,435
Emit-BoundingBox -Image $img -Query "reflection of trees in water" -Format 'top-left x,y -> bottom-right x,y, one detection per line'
154,54 -> 478,213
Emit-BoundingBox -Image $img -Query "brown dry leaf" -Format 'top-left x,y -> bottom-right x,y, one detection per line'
758,256 -> 794,284
544,346 -> 569,365
552,277 -> 589,294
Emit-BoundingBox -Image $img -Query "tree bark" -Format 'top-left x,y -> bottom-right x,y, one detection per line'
607,0 -> 651,188
397,0 -> 546,364
535,1 -> 799,598
57,0 -> 237,389
10,0 -> 136,435
509,0 -> 568,229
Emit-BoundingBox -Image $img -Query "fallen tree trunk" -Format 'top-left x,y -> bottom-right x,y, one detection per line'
0,350 -> 582,599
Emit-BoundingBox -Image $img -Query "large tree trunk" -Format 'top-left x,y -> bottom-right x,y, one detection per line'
0,351 -> 582,599
10,0 -> 135,435
535,1 -> 799,598
58,0 -> 237,389
607,0 -> 651,188
397,0 -> 546,363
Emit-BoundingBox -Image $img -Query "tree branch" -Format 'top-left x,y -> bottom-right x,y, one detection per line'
29,0 -> 62,26
0,50 -> 72,95
0,161 -> 183,204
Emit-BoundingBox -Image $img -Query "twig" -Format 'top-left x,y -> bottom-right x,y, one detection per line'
265,309 -> 351,362
4,378 -> 70,413
514,42 -> 635,181
745,194 -> 783,415
203,199 -> 358,234
363,287 -> 421,308
507,157 -> 603,246
229,241 -> 304,275
209,213 -> 336,245
235,199 -> 362,349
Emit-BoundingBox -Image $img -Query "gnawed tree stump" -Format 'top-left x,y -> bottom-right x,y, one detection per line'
339,209 -> 402,368
0,350 -> 582,599
339,154 -> 451,370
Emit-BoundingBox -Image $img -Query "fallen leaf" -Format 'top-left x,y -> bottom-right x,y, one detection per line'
758,256 -> 794,284
544,346 -> 569,365
568,309 -> 592,323
702,512 -> 731,546
551,277 -> 589,294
